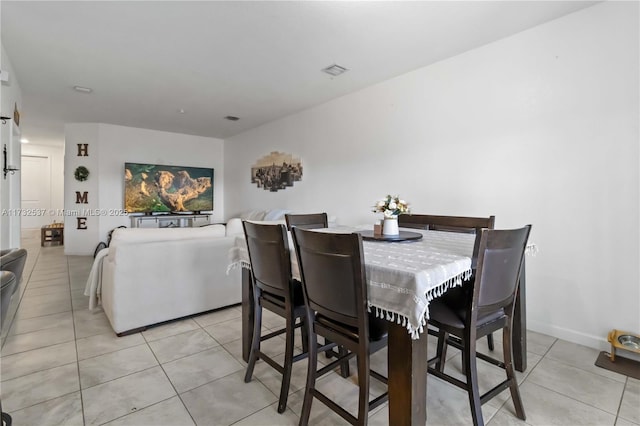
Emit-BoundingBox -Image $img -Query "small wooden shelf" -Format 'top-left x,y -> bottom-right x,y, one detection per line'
41,223 -> 64,246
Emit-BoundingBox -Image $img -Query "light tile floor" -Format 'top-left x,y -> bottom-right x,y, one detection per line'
1,230 -> 638,425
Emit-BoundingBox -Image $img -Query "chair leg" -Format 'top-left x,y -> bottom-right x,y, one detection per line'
435,330 -> 449,372
324,337 -> 333,358
244,288 -> 262,383
356,350 -> 370,426
300,317 -> 309,354
487,333 -> 494,351
299,312 -> 317,426
503,323 -> 526,420
464,337 -> 484,426
278,313 -> 295,413
1,411 -> 12,426
338,345 -> 351,378
1,400 -> 11,426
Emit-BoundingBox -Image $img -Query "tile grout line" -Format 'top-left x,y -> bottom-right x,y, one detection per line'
8,236 -> 636,425
526,339 -> 628,418
525,374 -> 623,418
0,243 -> 40,351
1,245 -> 80,417
143,321 -> 201,426
613,377 -> 629,424
67,252 -> 88,426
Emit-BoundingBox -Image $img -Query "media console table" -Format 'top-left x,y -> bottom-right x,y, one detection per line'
129,213 -> 211,228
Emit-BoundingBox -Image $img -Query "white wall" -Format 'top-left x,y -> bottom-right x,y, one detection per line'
64,123 -> 225,255
64,123 -> 100,255
225,2 -> 639,350
0,44 -> 23,249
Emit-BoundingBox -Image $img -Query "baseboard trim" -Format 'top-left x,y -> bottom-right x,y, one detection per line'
527,320 -> 610,352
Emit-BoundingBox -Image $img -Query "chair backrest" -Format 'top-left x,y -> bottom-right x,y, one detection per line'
398,214 -> 495,233
292,227 -> 368,331
473,225 -> 531,314
242,221 -> 294,299
285,213 -> 328,231
398,214 -> 495,268
0,248 -> 28,286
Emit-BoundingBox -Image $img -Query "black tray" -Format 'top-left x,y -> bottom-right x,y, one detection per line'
358,230 -> 423,242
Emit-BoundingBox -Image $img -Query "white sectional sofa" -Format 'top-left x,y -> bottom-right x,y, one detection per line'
90,219 -> 245,335
86,209 -> 334,335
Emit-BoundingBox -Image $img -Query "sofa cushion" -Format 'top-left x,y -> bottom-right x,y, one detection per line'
240,209 -> 291,222
241,210 -> 266,221
263,209 -> 291,221
226,218 -> 244,236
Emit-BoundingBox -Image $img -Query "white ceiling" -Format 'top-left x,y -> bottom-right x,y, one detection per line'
1,1 -> 597,145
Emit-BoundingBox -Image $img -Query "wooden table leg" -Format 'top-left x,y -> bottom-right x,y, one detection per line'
241,268 -> 254,363
513,259 -> 527,372
388,322 -> 428,426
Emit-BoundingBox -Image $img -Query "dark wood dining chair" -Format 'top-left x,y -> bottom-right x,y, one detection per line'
292,227 -> 388,426
398,214 -> 497,350
285,213 -> 328,231
284,212 -> 350,376
427,225 -> 532,426
242,221 -> 309,413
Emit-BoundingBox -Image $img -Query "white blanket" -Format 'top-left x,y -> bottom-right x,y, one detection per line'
85,248 -> 109,310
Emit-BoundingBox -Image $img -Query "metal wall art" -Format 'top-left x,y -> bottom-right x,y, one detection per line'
251,151 -> 302,192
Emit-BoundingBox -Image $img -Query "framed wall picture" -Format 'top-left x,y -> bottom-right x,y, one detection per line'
251,151 -> 302,192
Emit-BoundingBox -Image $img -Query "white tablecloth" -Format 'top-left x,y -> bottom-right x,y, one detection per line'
228,226 -> 474,339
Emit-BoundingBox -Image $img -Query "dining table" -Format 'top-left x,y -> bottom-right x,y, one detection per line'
227,225 -> 530,425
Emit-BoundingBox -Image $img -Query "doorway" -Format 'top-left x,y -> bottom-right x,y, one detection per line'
21,155 -> 51,229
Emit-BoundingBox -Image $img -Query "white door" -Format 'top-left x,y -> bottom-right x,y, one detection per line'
21,155 -> 51,229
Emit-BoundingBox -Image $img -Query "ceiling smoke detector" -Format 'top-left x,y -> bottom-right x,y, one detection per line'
225,116 -> 240,121
321,64 -> 349,77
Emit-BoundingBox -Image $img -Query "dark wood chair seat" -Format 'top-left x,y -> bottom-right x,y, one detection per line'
429,299 -> 506,330
316,313 -> 388,342
261,281 -> 305,306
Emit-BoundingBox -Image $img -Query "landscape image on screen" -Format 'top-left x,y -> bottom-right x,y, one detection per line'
124,163 -> 214,213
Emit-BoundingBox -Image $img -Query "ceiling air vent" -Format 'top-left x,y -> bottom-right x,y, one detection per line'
73,85 -> 93,93
225,116 -> 240,121
322,64 -> 348,77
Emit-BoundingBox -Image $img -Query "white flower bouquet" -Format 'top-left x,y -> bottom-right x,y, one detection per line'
372,195 -> 410,218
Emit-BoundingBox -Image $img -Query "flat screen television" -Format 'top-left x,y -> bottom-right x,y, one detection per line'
124,162 -> 214,214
